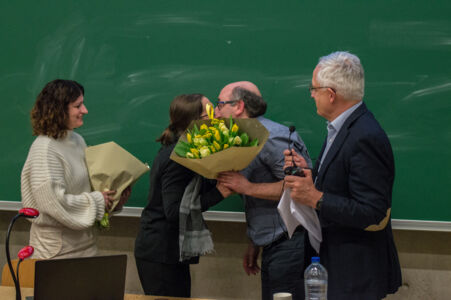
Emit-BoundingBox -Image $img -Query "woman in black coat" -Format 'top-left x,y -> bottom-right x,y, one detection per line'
134,94 -> 230,297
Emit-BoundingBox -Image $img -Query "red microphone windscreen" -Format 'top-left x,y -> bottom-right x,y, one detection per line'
18,246 -> 34,260
19,208 -> 39,217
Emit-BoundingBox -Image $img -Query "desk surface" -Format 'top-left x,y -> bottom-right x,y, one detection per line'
0,286 -> 213,300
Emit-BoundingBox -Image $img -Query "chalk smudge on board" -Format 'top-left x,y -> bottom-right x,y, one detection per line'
370,20 -> 451,49
81,123 -> 122,138
134,14 -> 210,26
367,81 -> 416,87
31,14 -> 85,93
223,24 -> 247,28
70,37 -> 86,79
129,94 -> 160,107
403,82 -> 451,100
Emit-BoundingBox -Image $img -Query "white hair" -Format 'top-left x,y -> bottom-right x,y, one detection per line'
316,51 -> 365,101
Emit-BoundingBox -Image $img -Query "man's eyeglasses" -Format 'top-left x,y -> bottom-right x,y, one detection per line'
309,84 -> 336,94
215,99 -> 239,110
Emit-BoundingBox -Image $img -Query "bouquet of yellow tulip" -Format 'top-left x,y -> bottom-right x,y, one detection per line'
174,116 -> 259,159
170,104 -> 269,179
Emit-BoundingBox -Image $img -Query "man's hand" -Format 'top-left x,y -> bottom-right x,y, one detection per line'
114,186 -> 132,212
284,169 -> 323,208
283,149 -> 309,170
217,171 -> 251,195
242,242 -> 261,276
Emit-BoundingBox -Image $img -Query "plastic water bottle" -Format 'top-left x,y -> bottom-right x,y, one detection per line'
304,256 -> 328,300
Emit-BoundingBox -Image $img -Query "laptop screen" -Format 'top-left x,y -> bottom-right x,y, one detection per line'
33,254 -> 127,300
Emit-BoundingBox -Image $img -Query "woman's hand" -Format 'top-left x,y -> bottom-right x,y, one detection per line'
216,182 -> 234,198
102,190 -> 116,211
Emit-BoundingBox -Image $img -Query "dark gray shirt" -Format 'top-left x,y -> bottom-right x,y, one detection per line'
241,116 -> 311,246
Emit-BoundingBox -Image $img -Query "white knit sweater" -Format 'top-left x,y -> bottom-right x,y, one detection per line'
21,131 -> 105,259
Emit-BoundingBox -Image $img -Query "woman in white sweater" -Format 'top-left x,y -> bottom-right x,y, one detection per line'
21,79 -> 128,259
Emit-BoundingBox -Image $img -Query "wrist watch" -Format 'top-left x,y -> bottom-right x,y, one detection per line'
315,195 -> 324,211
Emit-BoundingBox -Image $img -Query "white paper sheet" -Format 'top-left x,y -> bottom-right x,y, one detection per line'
277,189 -> 322,253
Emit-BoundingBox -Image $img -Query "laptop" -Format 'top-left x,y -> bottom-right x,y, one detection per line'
28,254 -> 127,300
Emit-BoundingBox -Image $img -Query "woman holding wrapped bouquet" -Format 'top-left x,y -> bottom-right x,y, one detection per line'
21,79 -> 131,259
134,94 -> 231,297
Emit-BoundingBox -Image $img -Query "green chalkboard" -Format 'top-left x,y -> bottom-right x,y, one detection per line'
1,0 -> 450,222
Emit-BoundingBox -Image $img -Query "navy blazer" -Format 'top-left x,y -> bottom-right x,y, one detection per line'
312,103 -> 402,300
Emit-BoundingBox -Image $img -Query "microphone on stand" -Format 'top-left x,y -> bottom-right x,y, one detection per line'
5,208 -> 39,300
16,245 -> 34,298
18,208 -> 40,218
18,246 -> 34,260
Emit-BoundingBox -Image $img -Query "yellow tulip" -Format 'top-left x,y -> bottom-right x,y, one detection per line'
213,141 -> 221,151
231,124 -> 239,133
190,148 -> 200,158
206,103 -> 215,119
223,144 -> 229,149
214,130 -> 221,142
222,129 -> 229,137
187,133 -> 192,144
199,146 -> 211,158
200,124 -> 208,131
193,137 -> 208,146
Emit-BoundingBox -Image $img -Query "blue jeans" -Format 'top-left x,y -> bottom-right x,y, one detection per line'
261,228 -> 305,300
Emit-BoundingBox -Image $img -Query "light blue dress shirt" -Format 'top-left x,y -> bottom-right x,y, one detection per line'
318,101 -> 363,172
240,116 -> 311,246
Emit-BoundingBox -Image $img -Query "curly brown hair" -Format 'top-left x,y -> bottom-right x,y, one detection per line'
31,79 -> 84,139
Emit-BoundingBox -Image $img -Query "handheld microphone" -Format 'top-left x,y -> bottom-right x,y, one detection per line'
284,126 -> 305,177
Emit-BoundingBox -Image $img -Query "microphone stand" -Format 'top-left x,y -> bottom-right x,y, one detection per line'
5,208 -> 39,300
6,214 -> 23,300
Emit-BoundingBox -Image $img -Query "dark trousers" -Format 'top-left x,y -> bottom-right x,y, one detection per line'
135,258 -> 191,297
261,228 -> 306,300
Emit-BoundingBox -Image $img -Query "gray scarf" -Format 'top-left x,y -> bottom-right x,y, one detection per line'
179,175 -> 214,261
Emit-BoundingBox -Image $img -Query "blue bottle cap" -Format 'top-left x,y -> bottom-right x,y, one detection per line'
311,256 -> 320,263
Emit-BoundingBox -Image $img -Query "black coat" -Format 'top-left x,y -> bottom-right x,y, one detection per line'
312,103 -> 402,300
134,142 -> 223,264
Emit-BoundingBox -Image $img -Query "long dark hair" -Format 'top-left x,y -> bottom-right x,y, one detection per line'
157,94 -> 204,145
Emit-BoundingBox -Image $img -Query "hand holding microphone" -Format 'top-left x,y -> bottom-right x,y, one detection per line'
283,126 -> 306,177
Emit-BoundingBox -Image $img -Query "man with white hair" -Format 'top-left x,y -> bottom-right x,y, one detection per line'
284,52 -> 402,299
